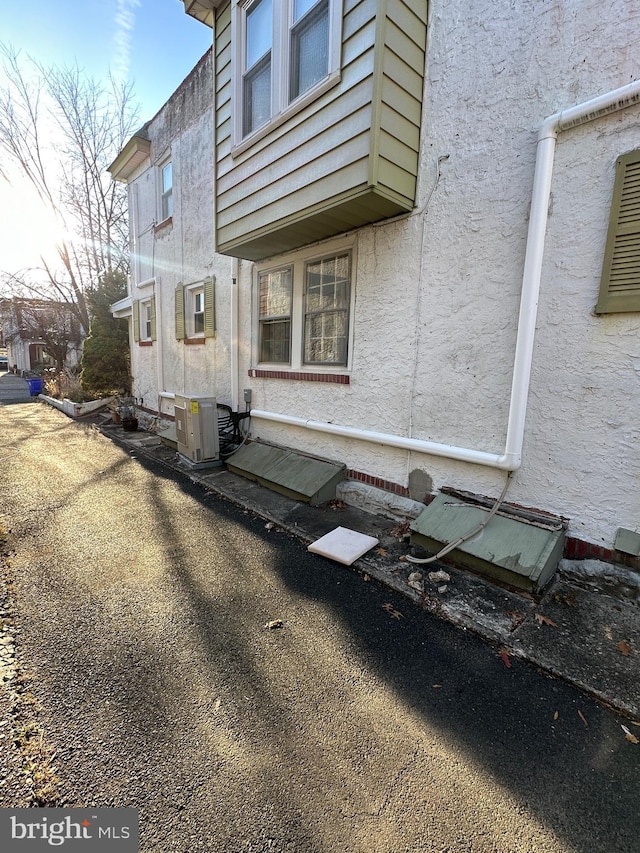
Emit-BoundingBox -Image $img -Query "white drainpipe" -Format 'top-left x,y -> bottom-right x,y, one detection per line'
252,79 -> 640,471
231,258 -> 240,412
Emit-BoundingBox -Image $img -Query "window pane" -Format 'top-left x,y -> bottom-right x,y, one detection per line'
260,319 -> 291,363
259,268 -> 292,318
244,55 -> 272,136
259,268 -> 291,363
304,253 -> 350,365
194,312 -> 205,335
290,0 -> 328,102
294,0 -> 318,21
246,0 -> 272,68
304,311 -> 347,364
162,163 -> 172,194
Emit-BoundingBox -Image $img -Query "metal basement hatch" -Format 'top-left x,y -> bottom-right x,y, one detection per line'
226,442 -> 346,506
410,492 -> 566,594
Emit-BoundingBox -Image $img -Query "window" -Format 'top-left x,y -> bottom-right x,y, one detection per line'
303,253 -> 349,364
255,241 -> 353,368
175,278 -> 215,341
596,149 -> 640,314
160,161 -> 173,221
235,0 -> 341,143
259,267 -> 292,362
132,297 -> 156,343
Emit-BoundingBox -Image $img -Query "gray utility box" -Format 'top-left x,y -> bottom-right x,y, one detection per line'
174,395 -> 219,464
410,492 -> 566,594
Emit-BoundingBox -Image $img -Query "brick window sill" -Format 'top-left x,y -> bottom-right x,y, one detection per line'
248,369 -> 349,384
184,337 -> 206,345
138,340 -> 153,347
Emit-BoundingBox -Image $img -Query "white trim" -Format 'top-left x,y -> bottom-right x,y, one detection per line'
253,234 -> 356,371
231,0 -> 343,152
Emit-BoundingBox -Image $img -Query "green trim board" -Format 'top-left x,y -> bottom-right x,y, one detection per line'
226,441 -> 346,505
410,493 -> 566,594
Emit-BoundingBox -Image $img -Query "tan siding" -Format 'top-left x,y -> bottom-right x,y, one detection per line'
217,84 -> 374,195
378,132 -> 418,178
380,76 -> 421,129
376,156 -> 416,200
387,0 -> 428,45
384,20 -> 425,74
379,103 -> 421,154
213,0 -> 426,259
381,52 -> 424,104
218,133 -> 371,227
218,160 -> 371,242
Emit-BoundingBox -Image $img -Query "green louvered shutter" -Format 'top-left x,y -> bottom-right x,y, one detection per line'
596,150 -> 640,314
132,299 -> 140,342
150,296 -> 157,341
204,276 -> 215,338
175,284 -> 185,340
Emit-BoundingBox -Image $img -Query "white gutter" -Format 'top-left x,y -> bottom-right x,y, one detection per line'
252,79 -> 640,471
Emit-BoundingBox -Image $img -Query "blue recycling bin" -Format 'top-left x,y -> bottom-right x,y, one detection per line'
27,378 -> 44,396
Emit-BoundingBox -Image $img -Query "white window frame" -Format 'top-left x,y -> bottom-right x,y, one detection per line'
231,0 -> 343,153
160,159 -> 173,221
253,236 -> 355,371
141,298 -> 153,341
186,284 -> 205,339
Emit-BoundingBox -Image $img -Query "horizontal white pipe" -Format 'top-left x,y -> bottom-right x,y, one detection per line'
252,79 -> 640,474
250,410 -> 516,470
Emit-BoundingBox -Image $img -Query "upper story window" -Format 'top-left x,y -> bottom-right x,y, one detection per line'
235,0 -> 341,145
160,161 -> 173,220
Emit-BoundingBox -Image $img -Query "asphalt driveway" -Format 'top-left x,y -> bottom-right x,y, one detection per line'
0,404 -> 638,853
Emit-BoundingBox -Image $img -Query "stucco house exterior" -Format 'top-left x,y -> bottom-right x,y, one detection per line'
113,0 -> 640,573
109,49 -> 234,420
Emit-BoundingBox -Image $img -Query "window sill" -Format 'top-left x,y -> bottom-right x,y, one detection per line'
184,337 -> 206,345
138,340 -> 153,347
231,71 -> 341,158
154,216 -> 173,233
248,368 -> 349,384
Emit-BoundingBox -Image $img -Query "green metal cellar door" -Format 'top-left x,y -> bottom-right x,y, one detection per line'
410,493 -> 566,594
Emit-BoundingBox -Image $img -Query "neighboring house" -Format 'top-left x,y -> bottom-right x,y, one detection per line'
109,49 -> 234,420
0,297 -> 83,374
114,1 -> 640,567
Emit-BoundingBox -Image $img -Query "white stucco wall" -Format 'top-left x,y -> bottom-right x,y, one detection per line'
233,0 -> 640,547
127,50 -> 234,418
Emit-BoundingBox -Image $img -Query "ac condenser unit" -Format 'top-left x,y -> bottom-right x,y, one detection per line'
174,395 -> 219,465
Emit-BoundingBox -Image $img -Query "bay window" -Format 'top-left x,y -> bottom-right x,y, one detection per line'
235,0 -> 341,144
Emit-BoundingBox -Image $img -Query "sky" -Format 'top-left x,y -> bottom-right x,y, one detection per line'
0,0 -> 212,274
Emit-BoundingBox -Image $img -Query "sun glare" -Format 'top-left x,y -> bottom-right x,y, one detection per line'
0,178 -> 69,276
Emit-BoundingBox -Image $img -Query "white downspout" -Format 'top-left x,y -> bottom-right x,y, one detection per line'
252,79 -> 640,471
231,258 -> 240,412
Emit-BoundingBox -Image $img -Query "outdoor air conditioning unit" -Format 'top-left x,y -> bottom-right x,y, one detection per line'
174,395 -> 219,465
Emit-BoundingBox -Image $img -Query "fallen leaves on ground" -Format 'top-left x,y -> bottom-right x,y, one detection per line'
617,640 -> 633,656
263,619 -> 283,630
390,521 -> 411,539
382,602 -> 403,619
328,499 -> 347,510
375,547 -> 388,557
553,591 -> 576,606
578,710 -> 589,727
621,725 -> 639,744
535,613 -> 558,627
499,649 -> 512,668
432,684 -> 443,689
553,711 -> 559,720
